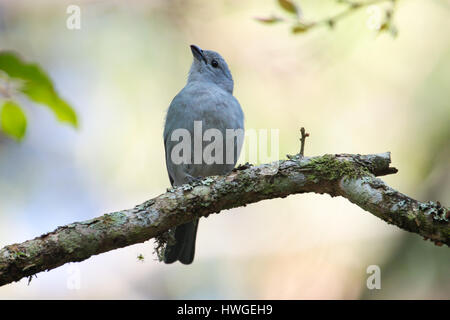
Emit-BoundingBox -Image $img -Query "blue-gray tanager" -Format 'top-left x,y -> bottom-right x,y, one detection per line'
163,45 -> 244,264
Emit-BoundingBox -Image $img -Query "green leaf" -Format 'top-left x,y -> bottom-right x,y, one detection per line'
292,23 -> 310,33
1,101 -> 27,141
0,51 -> 77,127
278,0 -> 300,16
254,16 -> 283,24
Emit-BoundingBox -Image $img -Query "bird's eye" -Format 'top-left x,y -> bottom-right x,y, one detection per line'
211,59 -> 219,68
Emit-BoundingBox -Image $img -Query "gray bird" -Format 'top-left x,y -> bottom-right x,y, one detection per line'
163,45 -> 244,264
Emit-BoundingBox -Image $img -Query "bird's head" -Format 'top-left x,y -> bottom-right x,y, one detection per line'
188,45 -> 234,94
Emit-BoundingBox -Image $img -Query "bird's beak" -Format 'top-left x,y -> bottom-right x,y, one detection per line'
190,44 -> 207,64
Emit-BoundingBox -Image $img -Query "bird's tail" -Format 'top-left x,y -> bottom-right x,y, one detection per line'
163,219 -> 199,264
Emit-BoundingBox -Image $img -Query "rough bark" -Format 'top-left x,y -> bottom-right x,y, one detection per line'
0,152 -> 448,287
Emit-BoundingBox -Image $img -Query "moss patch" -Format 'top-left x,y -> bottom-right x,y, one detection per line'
302,154 -> 370,182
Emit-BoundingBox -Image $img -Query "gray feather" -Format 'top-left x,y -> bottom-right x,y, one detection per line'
163,46 -> 244,264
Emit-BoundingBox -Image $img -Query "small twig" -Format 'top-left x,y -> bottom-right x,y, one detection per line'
258,0 -> 398,36
305,0 -> 396,31
299,127 -> 309,157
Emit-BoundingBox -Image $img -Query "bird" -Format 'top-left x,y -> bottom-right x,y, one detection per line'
163,45 -> 244,264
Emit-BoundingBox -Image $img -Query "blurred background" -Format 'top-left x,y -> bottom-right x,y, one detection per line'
0,0 -> 449,299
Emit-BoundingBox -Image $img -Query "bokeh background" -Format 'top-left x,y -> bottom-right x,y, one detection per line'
0,0 -> 449,299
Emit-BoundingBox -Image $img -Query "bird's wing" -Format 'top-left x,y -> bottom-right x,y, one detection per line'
163,93 -> 187,187
163,136 -> 174,186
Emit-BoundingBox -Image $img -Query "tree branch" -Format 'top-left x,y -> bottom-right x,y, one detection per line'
257,0 -> 399,36
0,152 -> 448,287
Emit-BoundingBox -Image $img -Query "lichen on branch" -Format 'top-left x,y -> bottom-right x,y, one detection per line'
0,152 -> 448,287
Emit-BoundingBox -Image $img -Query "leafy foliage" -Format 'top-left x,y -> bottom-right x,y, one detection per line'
0,51 -> 77,141
0,101 -> 26,141
256,0 -> 398,36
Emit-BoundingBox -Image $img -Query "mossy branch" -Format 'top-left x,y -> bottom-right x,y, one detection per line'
0,152 -> 448,287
